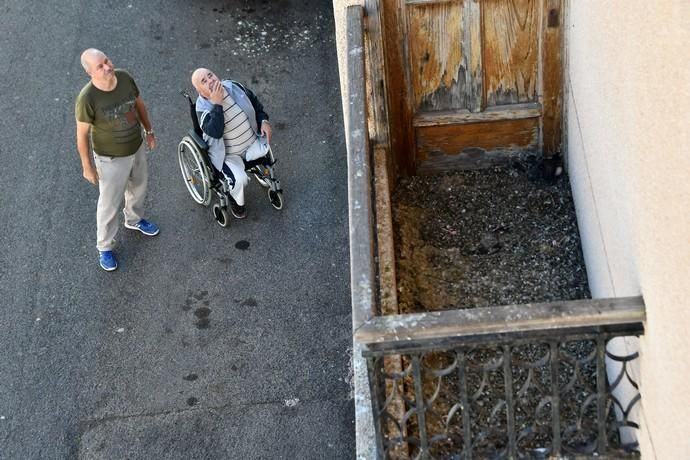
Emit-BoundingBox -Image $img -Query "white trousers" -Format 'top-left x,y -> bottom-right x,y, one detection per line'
222,136 -> 269,206
222,154 -> 249,206
94,142 -> 148,251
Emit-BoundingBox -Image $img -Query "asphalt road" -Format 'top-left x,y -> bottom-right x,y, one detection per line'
0,1 -> 354,458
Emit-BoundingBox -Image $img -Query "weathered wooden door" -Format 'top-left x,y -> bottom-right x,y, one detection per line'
379,0 -> 563,175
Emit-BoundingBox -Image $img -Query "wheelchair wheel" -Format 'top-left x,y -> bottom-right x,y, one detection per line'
268,189 -> 283,210
178,137 -> 212,206
212,203 -> 230,227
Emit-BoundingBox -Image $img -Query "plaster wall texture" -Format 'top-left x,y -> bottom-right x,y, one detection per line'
567,1 -> 690,458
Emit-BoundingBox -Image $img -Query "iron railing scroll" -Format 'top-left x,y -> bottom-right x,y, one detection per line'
357,297 -> 645,460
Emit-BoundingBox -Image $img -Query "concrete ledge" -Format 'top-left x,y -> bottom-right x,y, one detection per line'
343,5 -> 378,459
356,296 -> 646,349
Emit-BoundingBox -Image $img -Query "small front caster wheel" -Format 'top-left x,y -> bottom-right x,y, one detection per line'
212,203 -> 230,227
268,190 -> 283,210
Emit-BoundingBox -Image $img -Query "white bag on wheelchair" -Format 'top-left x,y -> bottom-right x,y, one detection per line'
244,136 -> 270,161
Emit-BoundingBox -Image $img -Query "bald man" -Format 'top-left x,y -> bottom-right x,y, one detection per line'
75,48 -> 158,272
191,68 -> 272,219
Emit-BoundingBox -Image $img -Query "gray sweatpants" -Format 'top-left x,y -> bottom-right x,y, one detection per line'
94,142 -> 148,251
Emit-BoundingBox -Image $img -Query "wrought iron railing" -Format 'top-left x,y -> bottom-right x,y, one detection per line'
356,297 -> 645,459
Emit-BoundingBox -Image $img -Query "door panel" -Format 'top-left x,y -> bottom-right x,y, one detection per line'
416,117 -> 539,173
407,2 -> 467,111
483,0 -> 540,106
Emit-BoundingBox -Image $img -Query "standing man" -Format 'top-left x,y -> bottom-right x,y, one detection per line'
75,48 -> 159,272
191,68 -> 272,219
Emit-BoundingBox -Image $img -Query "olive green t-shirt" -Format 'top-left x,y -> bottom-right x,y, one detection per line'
75,69 -> 143,157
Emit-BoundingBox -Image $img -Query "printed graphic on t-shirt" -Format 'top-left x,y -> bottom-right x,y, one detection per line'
101,99 -> 139,147
99,99 -> 138,132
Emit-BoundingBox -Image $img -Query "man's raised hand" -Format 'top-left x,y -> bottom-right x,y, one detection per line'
209,81 -> 224,105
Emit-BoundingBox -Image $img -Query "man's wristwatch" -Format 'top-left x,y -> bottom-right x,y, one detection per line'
145,129 -> 155,136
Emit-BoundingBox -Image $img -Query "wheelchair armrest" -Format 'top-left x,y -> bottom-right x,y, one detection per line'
188,129 -> 208,151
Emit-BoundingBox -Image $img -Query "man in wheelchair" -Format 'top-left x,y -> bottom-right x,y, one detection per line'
191,68 -> 273,219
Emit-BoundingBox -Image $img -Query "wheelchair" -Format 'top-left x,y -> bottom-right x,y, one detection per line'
177,91 -> 283,227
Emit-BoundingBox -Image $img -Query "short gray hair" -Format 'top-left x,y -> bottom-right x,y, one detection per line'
80,48 -> 105,73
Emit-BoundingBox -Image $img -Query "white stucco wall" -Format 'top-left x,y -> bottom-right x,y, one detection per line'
567,1 -> 690,457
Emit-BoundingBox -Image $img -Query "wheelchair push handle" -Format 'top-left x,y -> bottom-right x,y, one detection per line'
180,90 -> 193,103
180,89 -> 203,137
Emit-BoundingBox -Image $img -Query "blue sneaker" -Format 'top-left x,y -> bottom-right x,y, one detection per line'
124,219 -> 159,236
99,251 -> 118,271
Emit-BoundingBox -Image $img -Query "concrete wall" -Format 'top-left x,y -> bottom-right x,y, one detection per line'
332,3 -> 375,459
566,1 -> 690,457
